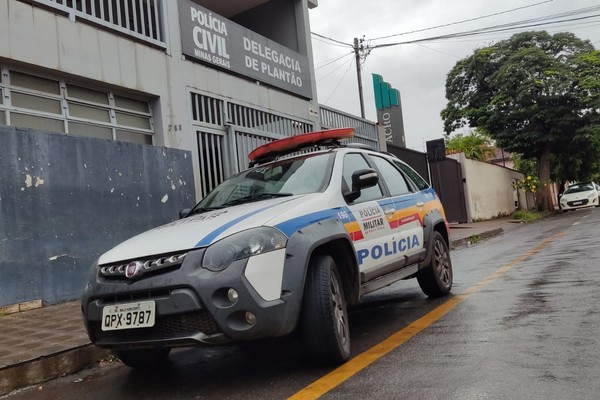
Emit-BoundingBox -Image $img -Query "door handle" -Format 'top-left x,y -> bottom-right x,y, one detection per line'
416,201 -> 425,207
384,208 -> 396,215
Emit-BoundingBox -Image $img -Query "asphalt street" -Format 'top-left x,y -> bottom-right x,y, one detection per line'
4,208 -> 599,400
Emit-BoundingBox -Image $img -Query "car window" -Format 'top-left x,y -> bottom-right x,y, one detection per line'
394,161 -> 429,191
195,152 -> 334,209
342,153 -> 383,203
564,183 -> 594,194
369,155 -> 411,196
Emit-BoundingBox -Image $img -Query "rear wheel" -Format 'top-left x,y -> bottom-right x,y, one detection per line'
417,231 -> 453,297
116,348 -> 171,369
299,254 -> 350,365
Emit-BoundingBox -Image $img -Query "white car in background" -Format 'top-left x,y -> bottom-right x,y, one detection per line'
559,182 -> 600,211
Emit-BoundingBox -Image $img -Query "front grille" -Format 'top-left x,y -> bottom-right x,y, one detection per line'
99,252 -> 187,281
567,199 -> 589,206
92,311 -> 221,343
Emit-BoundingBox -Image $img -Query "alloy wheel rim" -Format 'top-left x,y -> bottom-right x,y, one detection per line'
434,239 -> 451,286
330,271 -> 348,346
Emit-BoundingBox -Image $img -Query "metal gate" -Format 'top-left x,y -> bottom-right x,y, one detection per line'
191,91 -> 314,197
190,91 -> 380,199
197,130 -> 226,198
429,158 -> 468,223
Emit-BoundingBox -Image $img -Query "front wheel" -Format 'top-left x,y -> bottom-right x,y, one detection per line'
417,231 -> 453,297
299,254 -> 350,365
116,348 -> 171,369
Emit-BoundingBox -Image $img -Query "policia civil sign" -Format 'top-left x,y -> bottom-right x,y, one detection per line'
179,0 -> 312,99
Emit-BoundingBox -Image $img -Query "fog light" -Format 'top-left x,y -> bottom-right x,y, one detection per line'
227,288 -> 239,303
245,311 -> 256,326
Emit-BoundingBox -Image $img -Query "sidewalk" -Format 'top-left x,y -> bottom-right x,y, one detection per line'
448,216 -> 524,249
0,302 -> 110,396
0,217 -> 523,396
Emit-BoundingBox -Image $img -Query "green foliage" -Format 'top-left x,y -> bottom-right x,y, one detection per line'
512,210 -> 544,221
445,129 -> 494,160
512,175 -> 541,193
468,234 -> 481,244
551,124 -> 600,183
441,31 -> 600,209
511,153 -> 537,177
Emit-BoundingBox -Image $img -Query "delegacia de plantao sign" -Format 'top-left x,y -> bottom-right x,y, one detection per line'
179,0 -> 312,99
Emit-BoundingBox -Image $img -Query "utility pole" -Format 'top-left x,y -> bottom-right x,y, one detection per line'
353,37 -> 365,119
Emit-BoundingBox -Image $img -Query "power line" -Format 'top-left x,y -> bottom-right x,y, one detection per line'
371,12 -> 600,49
312,3 -> 600,121
371,0 -> 555,41
323,57 -> 355,105
416,43 -> 461,59
312,35 -> 353,49
315,51 -> 354,70
317,54 -> 355,81
311,32 -> 352,47
313,4 -> 600,51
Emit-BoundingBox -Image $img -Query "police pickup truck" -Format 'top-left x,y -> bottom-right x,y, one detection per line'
81,128 -> 453,368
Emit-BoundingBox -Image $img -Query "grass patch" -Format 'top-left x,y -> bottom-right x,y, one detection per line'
468,234 -> 481,244
512,210 -> 545,222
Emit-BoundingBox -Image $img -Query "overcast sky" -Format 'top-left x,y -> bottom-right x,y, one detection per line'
308,0 -> 600,152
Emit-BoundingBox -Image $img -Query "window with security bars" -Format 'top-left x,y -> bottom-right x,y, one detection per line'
191,94 -> 224,126
190,91 -> 314,189
0,67 -> 154,144
24,0 -> 166,48
198,131 -> 225,197
189,92 -> 312,137
227,103 -> 312,136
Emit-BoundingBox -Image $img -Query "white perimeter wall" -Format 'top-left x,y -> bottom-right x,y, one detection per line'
450,153 -> 534,221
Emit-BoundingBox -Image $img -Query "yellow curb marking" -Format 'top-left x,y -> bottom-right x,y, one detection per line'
289,231 -> 566,400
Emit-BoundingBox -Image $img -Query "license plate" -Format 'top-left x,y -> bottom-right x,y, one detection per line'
101,301 -> 155,331
572,201 -> 583,206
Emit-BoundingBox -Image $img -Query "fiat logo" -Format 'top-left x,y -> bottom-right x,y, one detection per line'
125,261 -> 142,279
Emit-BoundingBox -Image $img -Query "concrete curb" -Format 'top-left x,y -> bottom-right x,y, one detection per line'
450,228 -> 504,249
0,345 -> 110,396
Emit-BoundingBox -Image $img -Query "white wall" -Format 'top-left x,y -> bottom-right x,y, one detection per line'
450,153 -> 531,221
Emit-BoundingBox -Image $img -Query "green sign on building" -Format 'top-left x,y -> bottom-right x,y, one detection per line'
373,74 -> 406,148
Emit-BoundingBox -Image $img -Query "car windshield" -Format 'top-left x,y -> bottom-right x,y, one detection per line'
564,183 -> 594,194
189,152 -> 334,213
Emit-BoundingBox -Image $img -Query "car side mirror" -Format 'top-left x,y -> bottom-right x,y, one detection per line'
344,168 -> 379,202
179,208 -> 191,219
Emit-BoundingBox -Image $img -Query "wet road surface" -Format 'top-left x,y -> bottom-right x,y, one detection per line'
5,208 -> 600,399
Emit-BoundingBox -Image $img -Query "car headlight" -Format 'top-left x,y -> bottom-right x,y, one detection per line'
588,193 -> 597,199
202,227 -> 288,272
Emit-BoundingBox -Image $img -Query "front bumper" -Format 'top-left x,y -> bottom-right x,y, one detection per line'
81,249 -> 295,350
560,196 -> 598,210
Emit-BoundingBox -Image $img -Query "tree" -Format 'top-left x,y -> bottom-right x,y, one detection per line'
441,31 -> 600,210
445,129 -> 494,161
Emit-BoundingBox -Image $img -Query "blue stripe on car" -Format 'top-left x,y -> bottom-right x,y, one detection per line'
195,204 -> 280,247
275,208 -> 342,237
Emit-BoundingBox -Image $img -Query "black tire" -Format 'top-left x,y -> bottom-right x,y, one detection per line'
417,231 -> 453,298
116,348 -> 171,369
299,254 -> 350,365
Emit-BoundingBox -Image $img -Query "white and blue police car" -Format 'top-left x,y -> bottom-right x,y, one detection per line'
81,128 -> 453,368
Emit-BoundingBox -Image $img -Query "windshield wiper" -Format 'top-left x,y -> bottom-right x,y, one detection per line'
186,205 -> 226,216
221,192 -> 294,207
